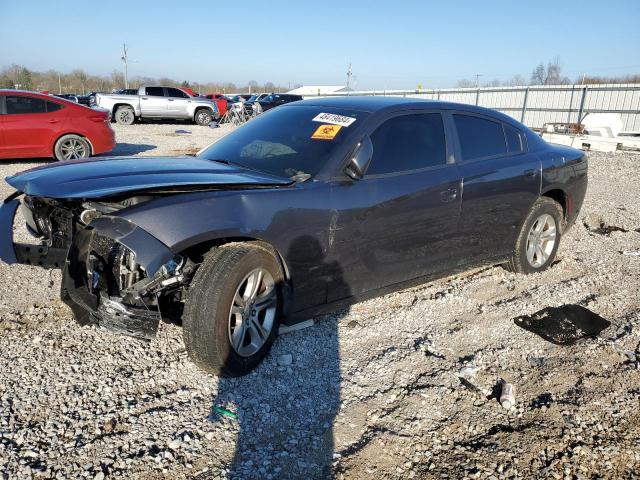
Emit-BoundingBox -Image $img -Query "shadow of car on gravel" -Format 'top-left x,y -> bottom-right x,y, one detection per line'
107,143 -> 156,156
514,304 -> 610,345
210,235 -> 350,479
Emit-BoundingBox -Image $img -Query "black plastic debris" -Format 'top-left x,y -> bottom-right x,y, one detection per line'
514,304 -> 610,345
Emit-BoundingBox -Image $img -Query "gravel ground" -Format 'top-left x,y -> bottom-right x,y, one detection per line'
0,123 -> 639,480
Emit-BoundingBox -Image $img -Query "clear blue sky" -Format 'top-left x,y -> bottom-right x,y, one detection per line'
1,0 -> 639,89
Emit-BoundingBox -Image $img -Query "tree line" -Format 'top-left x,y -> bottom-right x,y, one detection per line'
0,64 -> 294,95
456,58 -> 640,88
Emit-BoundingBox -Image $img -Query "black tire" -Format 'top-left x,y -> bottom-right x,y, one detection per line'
53,134 -> 91,161
506,197 -> 563,274
115,106 -> 135,125
183,243 -> 284,376
194,108 -> 213,126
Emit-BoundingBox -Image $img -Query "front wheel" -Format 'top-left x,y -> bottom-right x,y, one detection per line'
506,197 -> 563,274
195,109 -> 213,126
54,134 -> 91,161
183,243 -> 283,376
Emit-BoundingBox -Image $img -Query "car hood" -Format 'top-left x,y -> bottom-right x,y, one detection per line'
6,156 -> 292,199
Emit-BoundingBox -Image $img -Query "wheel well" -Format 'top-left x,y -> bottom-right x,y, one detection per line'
194,106 -> 213,118
180,237 -> 291,281
53,133 -> 93,157
541,189 -> 567,219
112,103 -> 135,119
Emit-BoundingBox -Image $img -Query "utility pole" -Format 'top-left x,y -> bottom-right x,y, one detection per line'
58,72 -> 62,94
474,73 -> 482,88
121,43 -> 129,89
346,62 -> 353,95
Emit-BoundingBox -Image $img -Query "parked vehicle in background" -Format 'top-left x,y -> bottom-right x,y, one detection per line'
53,93 -> 79,103
243,93 -> 272,115
94,86 -> 219,126
114,89 -> 138,95
204,93 -> 228,116
253,93 -> 303,112
77,92 -> 102,106
0,97 -> 587,376
0,90 -> 114,161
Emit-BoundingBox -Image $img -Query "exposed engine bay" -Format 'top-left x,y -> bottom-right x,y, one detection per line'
4,193 -> 197,340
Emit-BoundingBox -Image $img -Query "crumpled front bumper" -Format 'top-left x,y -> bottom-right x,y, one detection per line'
0,198 -> 68,268
1,197 -> 175,340
61,216 -> 176,340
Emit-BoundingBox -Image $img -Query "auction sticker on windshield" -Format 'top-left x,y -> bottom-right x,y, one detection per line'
312,113 -> 356,127
311,124 -> 342,140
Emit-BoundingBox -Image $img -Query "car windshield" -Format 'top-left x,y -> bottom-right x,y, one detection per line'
247,94 -> 260,102
197,105 -> 368,179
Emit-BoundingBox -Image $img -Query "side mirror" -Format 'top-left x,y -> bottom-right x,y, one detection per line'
344,136 -> 373,180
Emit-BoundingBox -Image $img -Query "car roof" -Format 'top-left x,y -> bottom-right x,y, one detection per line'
293,95 -> 523,125
0,89 -> 88,107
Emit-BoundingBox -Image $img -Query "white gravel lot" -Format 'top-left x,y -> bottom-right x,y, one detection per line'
0,123 -> 639,479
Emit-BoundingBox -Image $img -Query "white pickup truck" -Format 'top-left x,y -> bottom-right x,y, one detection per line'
94,86 -> 219,126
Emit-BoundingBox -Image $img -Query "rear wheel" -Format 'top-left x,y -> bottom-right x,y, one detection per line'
507,197 -> 563,274
195,109 -> 213,126
183,243 -> 283,376
115,106 -> 135,125
54,134 -> 91,161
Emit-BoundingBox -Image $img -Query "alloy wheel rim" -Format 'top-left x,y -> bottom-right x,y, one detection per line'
198,112 -> 209,123
228,268 -> 277,357
119,110 -> 133,123
526,213 -> 557,268
60,139 -> 87,159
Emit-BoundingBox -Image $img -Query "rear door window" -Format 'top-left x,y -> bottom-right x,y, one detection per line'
146,87 -> 165,97
167,88 -> 188,98
5,96 -> 47,114
453,114 -> 507,161
367,113 -> 447,176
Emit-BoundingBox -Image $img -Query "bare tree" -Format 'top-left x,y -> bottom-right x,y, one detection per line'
531,57 -> 571,85
456,79 -> 476,88
508,74 -> 527,86
531,63 -> 546,85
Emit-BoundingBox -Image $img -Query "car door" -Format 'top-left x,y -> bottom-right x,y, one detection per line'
166,88 -> 191,118
328,111 -> 462,301
140,86 -> 167,117
452,112 -> 541,263
0,96 -> 5,155
0,94 -> 65,158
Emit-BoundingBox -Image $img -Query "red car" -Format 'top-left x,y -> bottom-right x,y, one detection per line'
0,90 -> 115,161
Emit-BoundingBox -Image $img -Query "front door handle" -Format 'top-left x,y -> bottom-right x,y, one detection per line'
48,119 -> 59,123
440,188 -> 458,203
524,169 -> 537,178
168,99 -> 175,101
141,97 -> 148,100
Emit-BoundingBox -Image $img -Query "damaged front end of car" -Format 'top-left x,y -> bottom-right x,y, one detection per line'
0,194 -> 195,340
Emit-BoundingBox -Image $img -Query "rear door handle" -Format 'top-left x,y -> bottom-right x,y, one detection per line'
48,119 -> 59,123
141,97 -> 148,100
440,188 -> 458,203
168,99 -> 175,101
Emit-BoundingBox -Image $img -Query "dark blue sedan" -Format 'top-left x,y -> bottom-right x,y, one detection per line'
0,96 -> 587,376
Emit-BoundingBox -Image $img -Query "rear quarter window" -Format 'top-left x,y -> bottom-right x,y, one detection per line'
46,102 -> 63,112
453,114 -> 507,161
504,124 -> 524,153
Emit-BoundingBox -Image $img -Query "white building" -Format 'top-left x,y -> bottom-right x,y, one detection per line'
286,85 -> 352,97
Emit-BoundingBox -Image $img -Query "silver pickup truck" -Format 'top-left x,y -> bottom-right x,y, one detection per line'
94,86 -> 219,126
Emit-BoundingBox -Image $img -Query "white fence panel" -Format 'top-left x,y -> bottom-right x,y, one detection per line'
314,83 -> 640,131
